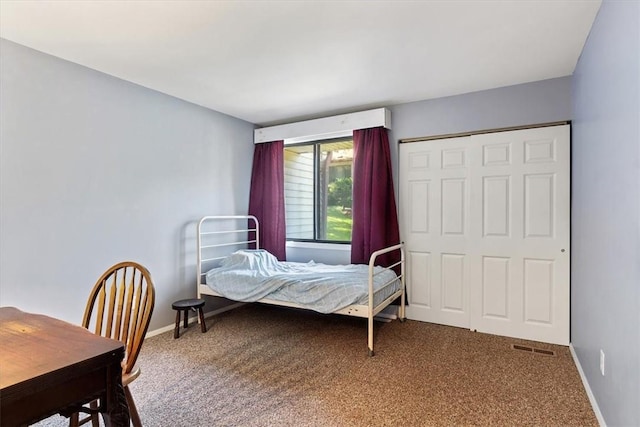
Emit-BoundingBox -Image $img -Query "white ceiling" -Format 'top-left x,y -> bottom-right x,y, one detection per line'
0,0 -> 601,126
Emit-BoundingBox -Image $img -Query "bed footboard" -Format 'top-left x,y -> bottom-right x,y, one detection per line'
367,243 -> 405,356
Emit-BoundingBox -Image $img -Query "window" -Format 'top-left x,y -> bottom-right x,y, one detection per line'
284,138 -> 353,242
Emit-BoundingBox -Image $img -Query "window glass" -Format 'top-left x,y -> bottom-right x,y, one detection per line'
284,139 -> 353,242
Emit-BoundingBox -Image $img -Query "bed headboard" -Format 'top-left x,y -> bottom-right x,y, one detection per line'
196,215 -> 259,286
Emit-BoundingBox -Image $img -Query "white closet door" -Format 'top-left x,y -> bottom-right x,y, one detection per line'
399,136 -> 473,329
400,125 -> 570,345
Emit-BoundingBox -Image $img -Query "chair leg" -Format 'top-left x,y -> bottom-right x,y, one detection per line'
125,385 -> 143,427
69,412 -> 79,427
89,400 -> 100,427
198,307 -> 207,333
68,400 -> 100,427
174,309 -> 181,339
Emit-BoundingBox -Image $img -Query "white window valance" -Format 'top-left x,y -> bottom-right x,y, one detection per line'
254,108 -> 391,145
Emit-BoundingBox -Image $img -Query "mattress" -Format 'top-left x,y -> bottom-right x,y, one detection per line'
205,249 -> 401,313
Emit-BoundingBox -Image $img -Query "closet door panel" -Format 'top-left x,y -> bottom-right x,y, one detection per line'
401,136 -> 472,329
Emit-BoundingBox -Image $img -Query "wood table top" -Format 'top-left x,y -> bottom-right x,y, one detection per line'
0,306 -> 123,392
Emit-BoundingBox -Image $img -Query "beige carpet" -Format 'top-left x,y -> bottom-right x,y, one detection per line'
35,304 -> 597,426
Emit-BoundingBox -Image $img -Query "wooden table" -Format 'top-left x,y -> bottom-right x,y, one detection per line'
0,307 -> 130,427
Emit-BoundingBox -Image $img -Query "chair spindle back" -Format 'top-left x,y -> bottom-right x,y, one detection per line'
82,261 -> 155,375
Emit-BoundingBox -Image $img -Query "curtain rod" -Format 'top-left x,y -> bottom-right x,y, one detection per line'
398,121 -> 570,144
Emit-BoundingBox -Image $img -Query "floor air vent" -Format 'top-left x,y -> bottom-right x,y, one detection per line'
511,344 -> 556,356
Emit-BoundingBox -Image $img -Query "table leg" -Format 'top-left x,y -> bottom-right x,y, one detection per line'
101,361 -> 130,427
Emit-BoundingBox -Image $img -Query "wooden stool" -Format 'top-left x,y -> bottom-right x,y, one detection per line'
171,298 -> 206,339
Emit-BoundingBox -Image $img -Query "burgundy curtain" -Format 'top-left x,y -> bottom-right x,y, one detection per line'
248,140 -> 286,260
351,127 -> 401,268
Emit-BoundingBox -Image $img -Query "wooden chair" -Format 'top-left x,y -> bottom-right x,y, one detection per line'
69,261 -> 155,427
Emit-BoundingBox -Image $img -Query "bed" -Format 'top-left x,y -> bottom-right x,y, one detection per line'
196,215 -> 406,356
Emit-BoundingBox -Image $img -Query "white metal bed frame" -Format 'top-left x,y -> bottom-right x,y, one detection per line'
196,215 -> 406,356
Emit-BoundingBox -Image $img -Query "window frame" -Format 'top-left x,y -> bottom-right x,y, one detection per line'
283,137 -> 353,244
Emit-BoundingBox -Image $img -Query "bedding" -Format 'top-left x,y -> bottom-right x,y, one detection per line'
205,249 -> 401,314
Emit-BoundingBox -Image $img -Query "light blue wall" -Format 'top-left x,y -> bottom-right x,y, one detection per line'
389,76 -> 572,143
287,243 -> 351,264
0,39 -> 255,331
571,1 -> 640,425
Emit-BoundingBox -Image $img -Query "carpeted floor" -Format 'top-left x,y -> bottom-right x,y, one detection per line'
35,304 -> 597,426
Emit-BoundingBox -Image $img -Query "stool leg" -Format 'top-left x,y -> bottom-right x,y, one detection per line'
174,310 -> 181,339
183,309 -> 189,329
198,308 -> 207,333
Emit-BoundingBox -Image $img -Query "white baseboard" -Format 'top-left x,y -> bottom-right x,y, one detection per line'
145,302 -> 245,338
569,343 -> 606,427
